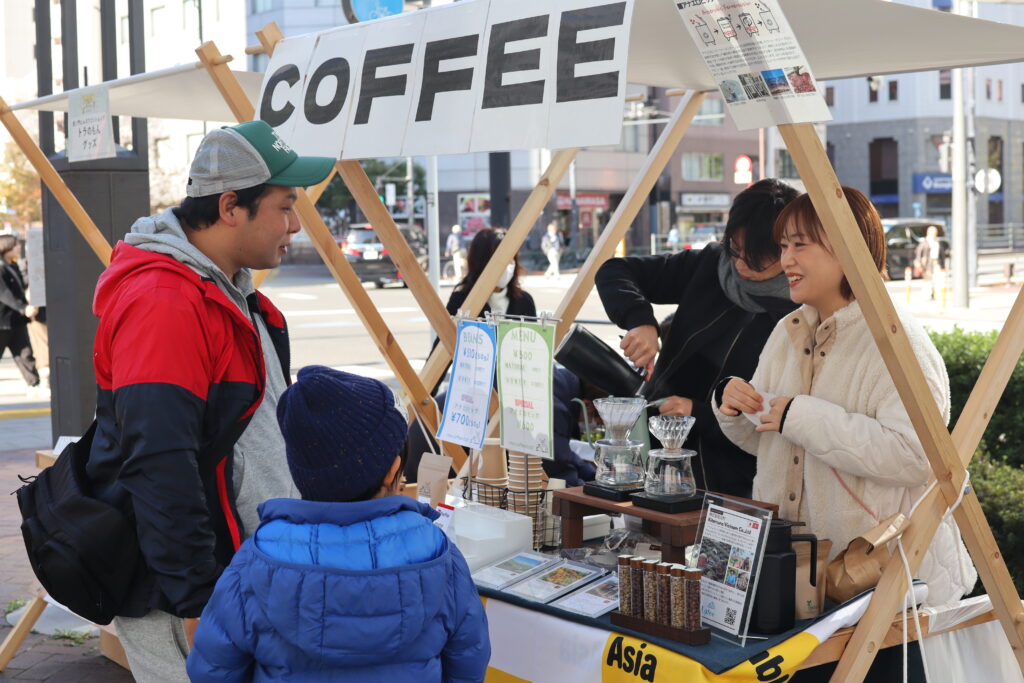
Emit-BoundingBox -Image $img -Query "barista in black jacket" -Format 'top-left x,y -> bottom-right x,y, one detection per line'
595,179 -> 798,498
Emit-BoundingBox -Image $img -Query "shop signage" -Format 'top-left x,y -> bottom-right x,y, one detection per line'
555,192 -> 610,211
437,319 -> 497,449
674,0 -> 831,131
258,0 -> 636,159
68,87 -> 117,163
681,192 -> 731,208
497,319 -> 555,459
912,173 -> 953,194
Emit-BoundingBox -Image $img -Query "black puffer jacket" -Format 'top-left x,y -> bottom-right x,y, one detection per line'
596,243 -> 796,498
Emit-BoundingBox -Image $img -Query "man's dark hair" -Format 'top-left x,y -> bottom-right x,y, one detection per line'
172,183 -> 271,231
0,234 -> 17,258
722,178 -> 799,270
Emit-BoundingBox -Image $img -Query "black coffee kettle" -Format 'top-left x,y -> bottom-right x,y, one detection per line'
751,519 -> 818,634
554,324 -> 644,397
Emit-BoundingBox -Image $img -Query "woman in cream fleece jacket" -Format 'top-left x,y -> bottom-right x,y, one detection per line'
715,189 -> 976,607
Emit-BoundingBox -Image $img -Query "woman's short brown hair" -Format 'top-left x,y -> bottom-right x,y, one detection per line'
772,187 -> 887,300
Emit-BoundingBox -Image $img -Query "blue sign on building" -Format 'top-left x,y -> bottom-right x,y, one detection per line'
912,173 -> 953,194
347,0 -> 403,21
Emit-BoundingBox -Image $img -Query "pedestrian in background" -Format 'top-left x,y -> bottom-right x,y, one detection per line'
0,235 -> 42,396
913,224 -> 948,301
667,226 -> 681,253
446,224 -> 467,281
542,222 -> 563,278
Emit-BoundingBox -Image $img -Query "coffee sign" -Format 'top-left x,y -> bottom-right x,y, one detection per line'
258,0 -> 636,159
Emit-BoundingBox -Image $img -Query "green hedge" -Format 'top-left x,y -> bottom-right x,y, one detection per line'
930,327 -> 1024,466
929,327 -> 1024,594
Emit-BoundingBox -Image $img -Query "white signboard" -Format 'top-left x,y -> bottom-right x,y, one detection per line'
497,319 -> 554,459
67,88 -> 117,163
258,0 -> 636,159
437,319 -> 498,450
673,0 -> 831,131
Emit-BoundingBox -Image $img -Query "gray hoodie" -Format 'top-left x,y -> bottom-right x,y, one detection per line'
126,209 -> 298,538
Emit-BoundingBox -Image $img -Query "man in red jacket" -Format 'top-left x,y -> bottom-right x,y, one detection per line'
88,120 -> 333,681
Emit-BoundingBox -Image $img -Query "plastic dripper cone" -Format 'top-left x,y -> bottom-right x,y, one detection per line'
648,415 -> 695,450
594,397 -> 647,441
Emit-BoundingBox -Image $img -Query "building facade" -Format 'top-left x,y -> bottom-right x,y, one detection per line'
826,0 -> 1024,226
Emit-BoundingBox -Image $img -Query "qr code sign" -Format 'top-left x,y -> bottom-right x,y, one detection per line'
724,607 -> 737,627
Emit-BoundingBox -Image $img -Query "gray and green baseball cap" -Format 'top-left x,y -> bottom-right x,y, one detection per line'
186,120 -> 335,198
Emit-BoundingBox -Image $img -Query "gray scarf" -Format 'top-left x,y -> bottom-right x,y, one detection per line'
716,246 -> 792,313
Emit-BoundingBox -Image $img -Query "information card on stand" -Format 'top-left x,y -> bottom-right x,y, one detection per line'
496,320 -> 555,459
694,495 -> 772,641
437,319 -> 497,449
68,87 -> 118,163
673,0 -> 830,130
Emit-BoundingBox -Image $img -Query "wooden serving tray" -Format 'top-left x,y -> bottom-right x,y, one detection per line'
610,610 -> 711,646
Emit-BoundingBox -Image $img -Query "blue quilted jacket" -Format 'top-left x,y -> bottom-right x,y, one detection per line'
186,496 -> 490,682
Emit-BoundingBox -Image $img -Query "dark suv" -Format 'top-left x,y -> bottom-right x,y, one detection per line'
882,218 -> 949,279
341,223 -> 429,288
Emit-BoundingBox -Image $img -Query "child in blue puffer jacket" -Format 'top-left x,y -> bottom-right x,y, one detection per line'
186,365 -> 490,682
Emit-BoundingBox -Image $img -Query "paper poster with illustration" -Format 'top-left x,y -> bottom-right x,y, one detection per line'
673,0 -> 831,131
692,493 -> 772,646
496,319 -> 555,459
437,319 -> 497,449
457,193 -> 492,233
67,87 -> 117,163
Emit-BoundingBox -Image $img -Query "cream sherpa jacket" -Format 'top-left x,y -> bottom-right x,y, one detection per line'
714,300 -> 977,607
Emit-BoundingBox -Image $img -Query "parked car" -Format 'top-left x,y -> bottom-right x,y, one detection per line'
340,223 -> 429,288
881,218 -> 949,280
683,224 -> 725,250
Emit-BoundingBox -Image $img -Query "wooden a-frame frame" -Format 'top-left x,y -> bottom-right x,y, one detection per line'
2,21 -> 1024,681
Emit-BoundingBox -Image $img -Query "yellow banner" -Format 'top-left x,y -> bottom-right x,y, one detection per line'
599,632 -> 821,683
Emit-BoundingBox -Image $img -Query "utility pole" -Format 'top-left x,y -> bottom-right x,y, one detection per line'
950,0 -> 970,308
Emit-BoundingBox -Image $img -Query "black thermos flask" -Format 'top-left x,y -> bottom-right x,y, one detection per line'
751,519 -> 818,634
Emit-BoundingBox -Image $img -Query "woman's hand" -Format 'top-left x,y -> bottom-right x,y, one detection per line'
658,396 -> 693,416
620,325 -> 659,377
720,378 -> 763,417
755,396 -> 793,433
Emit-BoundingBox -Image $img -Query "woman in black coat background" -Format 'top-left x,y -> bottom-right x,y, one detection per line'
0,235 -> 41,391
595,179 -> 798,498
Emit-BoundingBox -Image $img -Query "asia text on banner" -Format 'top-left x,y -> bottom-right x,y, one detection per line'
437,319 -> 498,450
496,319 -> 555,459
67,87 -> 118,163
672,0 -> 831,131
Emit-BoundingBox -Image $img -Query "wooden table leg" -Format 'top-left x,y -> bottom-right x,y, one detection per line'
557,500 -> 585,549
0,595 -> 47,671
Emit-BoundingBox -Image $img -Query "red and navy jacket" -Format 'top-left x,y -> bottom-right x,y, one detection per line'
87,243 -> 290,618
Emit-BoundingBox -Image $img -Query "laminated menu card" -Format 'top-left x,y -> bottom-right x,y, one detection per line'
505,560 -> 605,604
550,574 -> 619,618
472,551 -> 558,590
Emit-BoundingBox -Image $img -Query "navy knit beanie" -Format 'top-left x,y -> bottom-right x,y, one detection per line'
277,365 -> 408,502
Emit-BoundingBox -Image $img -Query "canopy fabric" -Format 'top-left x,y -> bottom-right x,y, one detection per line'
630,0 -> 1024,90
8,0 -> 1024,122
7,62 -> 263,123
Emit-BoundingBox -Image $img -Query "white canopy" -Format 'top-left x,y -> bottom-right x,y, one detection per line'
8,62 -> 264,123
8,0 -> 1024,122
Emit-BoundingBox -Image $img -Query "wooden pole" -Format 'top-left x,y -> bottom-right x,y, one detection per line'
0,97 -> 112,266
0,595 -> 46,671
337,160 -> 457,355
417,148 -> 579,392
198,32 -> 466,469
775,122 -> 1024,680
554,92 -> 707,342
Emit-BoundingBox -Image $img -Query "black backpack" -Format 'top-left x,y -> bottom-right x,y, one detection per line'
16,423 -> 139,625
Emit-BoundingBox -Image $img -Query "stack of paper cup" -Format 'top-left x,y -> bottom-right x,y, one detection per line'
507,451 -> 549,545
470,441 -> 507,508
507,452 -> 546,492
